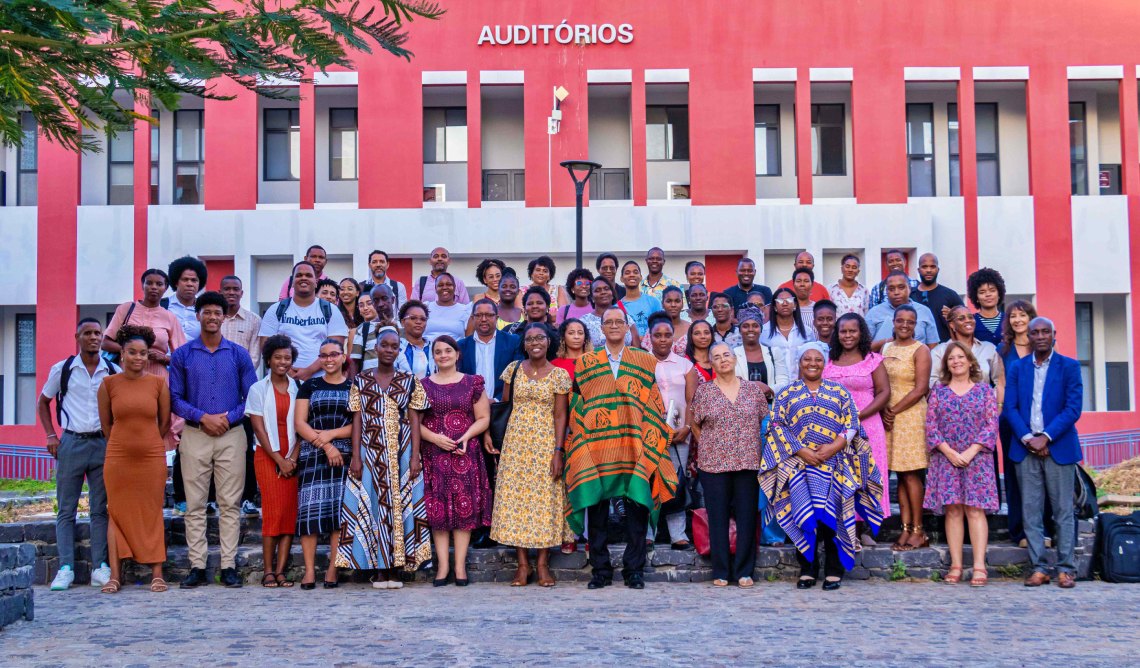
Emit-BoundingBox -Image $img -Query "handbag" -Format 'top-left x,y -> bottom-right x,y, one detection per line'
488,361 -> 521,450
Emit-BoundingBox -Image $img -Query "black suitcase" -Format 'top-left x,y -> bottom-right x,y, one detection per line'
1096,511 -> 1140,583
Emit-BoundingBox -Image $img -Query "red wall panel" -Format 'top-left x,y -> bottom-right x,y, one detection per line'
204,79 -> 257,210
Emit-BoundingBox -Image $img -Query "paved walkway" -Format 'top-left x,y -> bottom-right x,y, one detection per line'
6,580 -> 1138,666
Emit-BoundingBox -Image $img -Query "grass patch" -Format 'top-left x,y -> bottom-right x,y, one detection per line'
0,477 -> 56,495
890,560 -> 908,581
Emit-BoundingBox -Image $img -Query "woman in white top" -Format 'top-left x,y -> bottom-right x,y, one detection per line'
760,287 -> 814,385
732,307 -> 788,393
425,273 -> 473,340
245,335 -> 301,588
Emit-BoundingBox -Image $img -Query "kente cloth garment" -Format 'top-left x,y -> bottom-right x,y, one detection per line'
759,379 -> 884,571
565,347 -> 677,535
336,370 -> 431,572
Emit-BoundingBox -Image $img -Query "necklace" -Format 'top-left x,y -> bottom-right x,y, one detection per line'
526,360 -> 546,378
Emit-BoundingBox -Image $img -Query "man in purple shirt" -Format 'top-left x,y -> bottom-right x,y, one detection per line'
411,246 -> 470,304
169,291 -> 258,589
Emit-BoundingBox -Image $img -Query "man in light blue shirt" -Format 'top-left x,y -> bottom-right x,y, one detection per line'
865,271 -> 940,349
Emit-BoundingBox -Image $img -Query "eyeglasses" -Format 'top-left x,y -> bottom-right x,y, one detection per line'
402,315 -> 427,322
602,319 -> 626,327
523,336 -> 548,344
574,279 -> 592,286
317,352 -> 343,359
473,312 -> 496,318
774,297 -> 796,305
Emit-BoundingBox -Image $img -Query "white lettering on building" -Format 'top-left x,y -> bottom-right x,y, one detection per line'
477,22 -> 633,46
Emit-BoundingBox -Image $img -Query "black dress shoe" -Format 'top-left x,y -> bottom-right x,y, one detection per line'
625,573 -> 645,589
454,578 -> 469,587
180,567 -> 209,589
300,580 -> 316,591
433,577 -> 450,587
587,574 -> 612,589
796,577 -> 817,590
323,580 -> 339,589
671,541 -> 694,551
822,578 -> 842,591
220,568 -> 243,588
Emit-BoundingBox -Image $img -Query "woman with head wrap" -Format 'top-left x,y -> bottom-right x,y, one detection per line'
732,306 -> 787,394
759,342 -> 884,591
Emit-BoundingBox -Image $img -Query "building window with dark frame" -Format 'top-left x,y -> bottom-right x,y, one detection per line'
810,104 -> 845,176
906,103 -> 935,197
329,107 -> 359,181
174,109 -> 204,204
107,125 -> 134,205
1075,301 -> 1095,412
646,105 -> 689,161
588,168 -> 631,200
263,108 -> 300,182
482,169 -> 525,201
15,313 -> 36,425
754,104 -> 780,176
424,107 -> 467,164
17,111 -> 37,206
949,102 -> 1000,196
150,110 -> 160,205
1069,101 -> 1088,196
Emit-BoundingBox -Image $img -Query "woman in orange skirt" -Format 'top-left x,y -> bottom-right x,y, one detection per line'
246,335 -> 301,587
97,325 -> 171,593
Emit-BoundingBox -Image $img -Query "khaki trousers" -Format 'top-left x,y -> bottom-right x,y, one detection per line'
181,425 -> 246,569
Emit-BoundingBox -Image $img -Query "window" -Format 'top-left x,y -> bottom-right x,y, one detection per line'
263,108 -> 300,181
667,182 -> 691,200
424,107 -> 467,164
906,103 -> 935,197
810,104 -> 845,176
482,169 -> 525,201
423,184 -> 445,203
174,109 -> 204,204
1075,301 -> 1095,412
646,106 -> 689,161
150,110 -> 160,204
588,168 -> 631,200
329,108 -> 358,180
17,111 -> 37,206
1070,102 -> 1088,196
15,314 -> 35,424
1106,362 -> 1131,411
107,125 -> 134,205
754,104 -> 780,176
949,103 -> 1000,196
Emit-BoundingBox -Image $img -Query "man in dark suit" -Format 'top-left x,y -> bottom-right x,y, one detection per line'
457,298 -> 522,548
1003,316 -> 1083,589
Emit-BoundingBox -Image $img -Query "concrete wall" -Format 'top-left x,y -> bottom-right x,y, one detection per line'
587,87 -> 632,170
481,88 -> 524,170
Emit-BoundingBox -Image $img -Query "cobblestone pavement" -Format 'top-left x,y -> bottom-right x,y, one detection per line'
5,580 -> 1139,666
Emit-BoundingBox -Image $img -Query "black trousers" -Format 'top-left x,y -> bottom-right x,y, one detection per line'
587,497 -> 648,580
796,524 -> 844,580
241,419 -> 258,504
700,469 -> 759,581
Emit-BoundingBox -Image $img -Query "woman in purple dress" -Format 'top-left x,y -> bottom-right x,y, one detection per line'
924,341 -> 1000,587
822,314 -> 892,525
419,335 -> 492,586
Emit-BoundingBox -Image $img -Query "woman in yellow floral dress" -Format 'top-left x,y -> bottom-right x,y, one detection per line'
490,322 -> 571,587
881,305 -> 932,552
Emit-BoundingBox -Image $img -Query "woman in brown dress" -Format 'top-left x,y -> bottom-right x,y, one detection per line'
97,324 -> 171,593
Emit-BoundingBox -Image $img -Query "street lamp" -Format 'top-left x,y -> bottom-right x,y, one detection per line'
560,159 -> 602,270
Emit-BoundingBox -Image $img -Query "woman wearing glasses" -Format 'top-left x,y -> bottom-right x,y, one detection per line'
293,338 -> 354,589
556,268 -> 595,324
761,287 -> 814,384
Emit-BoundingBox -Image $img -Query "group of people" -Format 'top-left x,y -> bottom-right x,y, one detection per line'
38,243 -> 1085,593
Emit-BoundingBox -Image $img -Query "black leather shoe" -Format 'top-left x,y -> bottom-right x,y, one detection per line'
822,577 -> 842,591
587,574 -> 612,589
180,567 -> 209,589
796,577 -> 817,589
625,573 -> 645,589
220,568 -> 243,588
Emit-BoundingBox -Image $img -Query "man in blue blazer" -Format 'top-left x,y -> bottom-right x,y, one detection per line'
1003,316 -> 1083,589
457,298 -> 523,401
457,298 -> 522,548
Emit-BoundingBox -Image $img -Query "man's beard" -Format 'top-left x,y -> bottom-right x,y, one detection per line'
920,273 -> 938,287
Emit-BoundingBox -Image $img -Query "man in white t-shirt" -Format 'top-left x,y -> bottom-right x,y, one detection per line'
258,261 -> 348,380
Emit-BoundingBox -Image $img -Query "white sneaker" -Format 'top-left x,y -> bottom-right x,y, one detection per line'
91,563 -> 112,587
241,500 -> 261,515
50,567 -> 75,591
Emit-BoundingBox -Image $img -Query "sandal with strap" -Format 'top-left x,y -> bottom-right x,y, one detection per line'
970,568 -> 988,588
892,523 -> 913,551
712,578 -> 729,587
944,567 -> 963,585
275,573 -> 294,588
536,566 -> 557,588
149,578 -> 168,593
908,528 -> 931,550
510,566 -> 531,587
101,579 -> 121,594
261,573 -> 279,588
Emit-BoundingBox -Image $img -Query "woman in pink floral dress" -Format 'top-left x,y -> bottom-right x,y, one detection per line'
822,314 -> 891,518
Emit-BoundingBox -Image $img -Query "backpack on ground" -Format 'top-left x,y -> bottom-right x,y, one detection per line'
1075,466 -> 1099,520
275,297 -> 332,324
56,355 -> 117,426
1095,510 -> 1140,583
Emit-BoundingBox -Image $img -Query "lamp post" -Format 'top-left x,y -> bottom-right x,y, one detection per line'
559,159 -> 602,270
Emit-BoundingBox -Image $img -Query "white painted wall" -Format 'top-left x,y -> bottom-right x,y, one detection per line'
481,89 -> 524,170
587,88 -> 632,169
1072,196 -> 1130,294
811,84 -> 855,199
